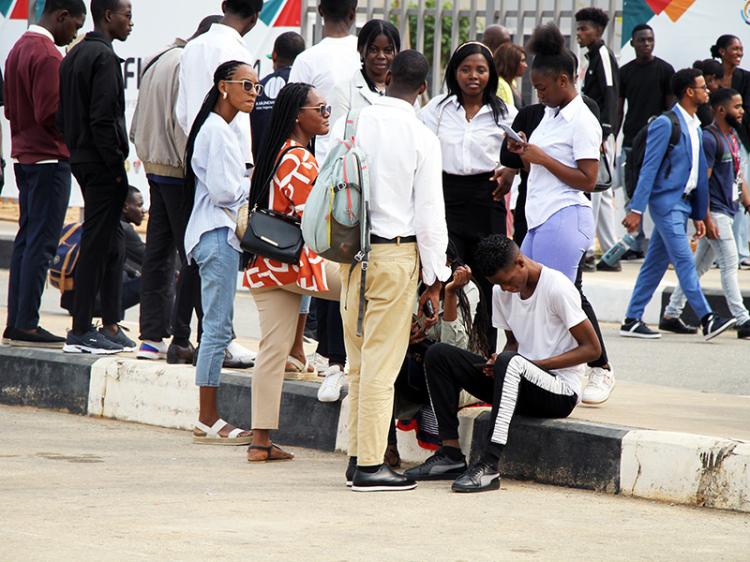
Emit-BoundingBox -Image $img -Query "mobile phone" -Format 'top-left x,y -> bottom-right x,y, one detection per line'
499,122 -> 525,144
472,362 -> 489,370
422,299 -> 435,318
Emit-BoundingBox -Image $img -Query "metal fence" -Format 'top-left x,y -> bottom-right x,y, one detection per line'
300,0 -> 623,96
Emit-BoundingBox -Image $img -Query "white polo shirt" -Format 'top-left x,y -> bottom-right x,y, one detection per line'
419,94 -> 518,176
525,95 -> 601,230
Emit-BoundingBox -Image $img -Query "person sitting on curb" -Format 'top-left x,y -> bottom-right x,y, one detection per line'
661,88 -> 750,339
404,235 -> 600,493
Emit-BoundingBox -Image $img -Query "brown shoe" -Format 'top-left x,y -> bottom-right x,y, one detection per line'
167,341 -> 195,365
384,443 -> 401,468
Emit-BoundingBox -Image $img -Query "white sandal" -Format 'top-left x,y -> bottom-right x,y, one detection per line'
192,419 -> 252,446
284,355 -> 317,381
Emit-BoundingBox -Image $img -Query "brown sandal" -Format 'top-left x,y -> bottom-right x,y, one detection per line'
247,443 -> 295,462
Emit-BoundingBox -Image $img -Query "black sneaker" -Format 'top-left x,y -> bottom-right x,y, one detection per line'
2,327 -> 10,345
8,327 -> 66,349
596,260 -> 622,272
659,316 -> 698,335
64,328 -> 123,355
403,450 -> 467,481
702,314 -> 736,341
451,461 -> 501,493
581,256 -> 596,272
620,318 -> 661,339
737,321 -> 750,340
351,464 -> 417,492
345,456 -> 357,487
99,325 -> 136,351
622,249 -> 645,261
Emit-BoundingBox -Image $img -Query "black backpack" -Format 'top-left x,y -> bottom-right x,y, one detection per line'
625,111 -> 681,199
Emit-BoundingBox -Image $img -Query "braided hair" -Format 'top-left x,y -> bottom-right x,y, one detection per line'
183,60 -> 247,212
248,82 -> 314,209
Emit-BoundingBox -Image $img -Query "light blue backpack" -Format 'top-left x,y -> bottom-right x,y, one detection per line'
301,111 -> 371,334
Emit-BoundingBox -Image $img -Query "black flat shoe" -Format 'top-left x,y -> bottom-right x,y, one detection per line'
345,456 -> 357,487
351,464 -> 417,492
451,461 -> 501,493
404,450 -> 467,481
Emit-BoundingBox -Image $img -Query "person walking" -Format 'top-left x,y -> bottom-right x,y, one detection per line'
3,0 -> 86,348
339,50 -> 451,492
621,68 -> 736,341
575,7 -> 619,267
58,0 -> 134,354
130,15 -> 220,364
243,83 -> 341,461
420,42 -> 515,352
661,89 -> 750,339
184,60 -> 259,445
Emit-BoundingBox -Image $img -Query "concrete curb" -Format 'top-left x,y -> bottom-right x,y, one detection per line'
0,347 -> 747,512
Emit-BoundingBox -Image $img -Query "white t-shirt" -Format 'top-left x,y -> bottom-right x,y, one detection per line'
525,94 -> 601,230
492,266 -> 588,396
289,35 -> 360,163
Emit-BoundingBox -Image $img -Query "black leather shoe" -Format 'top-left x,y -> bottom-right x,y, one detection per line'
659,316 -> 698,334
167,341 -> 195,365
737,321 -> 750,339
345,456 -> 357,487
351,464 -> 417,492
596,260 -> 622,272
404,450 -> 467,481
451,461 -> 501,493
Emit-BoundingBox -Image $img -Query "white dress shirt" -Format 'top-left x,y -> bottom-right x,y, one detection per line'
333,96 -> 451,285
418,94 -> 518,176
185,113 -> 249,262
675,102 -> 701,195
289,35 -> 360,163
525,95 -> 601,230
176,23 -> 253,163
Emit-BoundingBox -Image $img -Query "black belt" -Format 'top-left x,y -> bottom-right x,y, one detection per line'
371,235 -> 417,244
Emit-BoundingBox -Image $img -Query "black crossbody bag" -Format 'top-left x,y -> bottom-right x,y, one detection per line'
240,146 -> 305,264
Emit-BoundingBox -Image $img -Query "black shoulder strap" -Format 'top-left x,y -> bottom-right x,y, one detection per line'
705,124 -> 725,161
661,111 -> 682,178
141,45 -> 183,78
252,146 -> 308,210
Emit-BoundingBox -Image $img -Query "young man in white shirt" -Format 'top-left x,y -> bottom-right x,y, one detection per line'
342,50 -> 451,492
405,235 -> 601,493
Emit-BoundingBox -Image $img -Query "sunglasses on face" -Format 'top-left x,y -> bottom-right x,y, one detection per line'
300,104 -> 332,117
224,80 -> 263,95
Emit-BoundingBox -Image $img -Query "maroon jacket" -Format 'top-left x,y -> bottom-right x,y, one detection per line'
3,30 -> 70,163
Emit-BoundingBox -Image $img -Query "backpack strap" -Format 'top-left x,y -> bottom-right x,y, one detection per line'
343,109 -> 361,144
705,124 -> 725,162
661,111 -> 682,179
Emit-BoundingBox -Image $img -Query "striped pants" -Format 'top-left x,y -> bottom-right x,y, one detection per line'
424,344 -> 578,457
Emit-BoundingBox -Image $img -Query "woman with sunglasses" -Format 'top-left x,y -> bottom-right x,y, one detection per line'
419,41 -> 516,351
244,83 -> 342,462
183,60 -> 260,446
329,19 -> 400,129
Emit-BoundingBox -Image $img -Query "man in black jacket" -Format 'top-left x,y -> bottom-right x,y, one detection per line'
57,0 -> 134,354
576,7 -> 620,268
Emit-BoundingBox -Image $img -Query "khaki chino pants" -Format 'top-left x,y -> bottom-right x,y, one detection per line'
250,261 -> 341,430
341,243 -> 420,466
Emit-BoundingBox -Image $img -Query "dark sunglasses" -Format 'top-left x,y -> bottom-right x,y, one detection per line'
300,104 -> 332,117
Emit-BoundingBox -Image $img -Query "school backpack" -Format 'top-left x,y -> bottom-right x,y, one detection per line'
301,110 -> 371,335
49,223 -> 82,292
625,111 -> 681,199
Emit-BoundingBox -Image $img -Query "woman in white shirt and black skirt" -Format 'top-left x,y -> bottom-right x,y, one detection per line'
420,42 -> 517,349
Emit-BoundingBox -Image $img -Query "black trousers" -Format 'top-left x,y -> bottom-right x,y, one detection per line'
443,172 -> 506,352
139,177 -> 202,342
62,272 -> 140,320
7,162 -> 71,330
71,162 -> 127,332
315,298 -> 346,365
424,344 -> 577,457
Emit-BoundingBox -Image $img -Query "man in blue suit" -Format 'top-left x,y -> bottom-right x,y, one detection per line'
620,68 -> 736,341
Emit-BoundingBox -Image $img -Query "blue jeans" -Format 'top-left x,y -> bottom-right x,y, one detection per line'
521,205 -> 594,282
626,201 -> 711,321
192,228 -> 239,387
8,162 -> 71,330
665,212 -> 750,325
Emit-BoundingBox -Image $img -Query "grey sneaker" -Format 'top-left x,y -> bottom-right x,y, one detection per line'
63,328 -> 123,355
99,326 -> 136,351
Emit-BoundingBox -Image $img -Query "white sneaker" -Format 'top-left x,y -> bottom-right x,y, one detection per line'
227,341 -> 256,363
137,340 -> 168,360
309,352 -> 329,374
582,366 -> 615,405
317,365 -> 345,402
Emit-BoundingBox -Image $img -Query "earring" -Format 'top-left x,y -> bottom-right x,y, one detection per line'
222,91 -> 228,100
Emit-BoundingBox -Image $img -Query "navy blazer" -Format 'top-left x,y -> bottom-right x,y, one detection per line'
630,105 -> 709,221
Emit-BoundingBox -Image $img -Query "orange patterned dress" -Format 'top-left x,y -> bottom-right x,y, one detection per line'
244,140 -> 328,291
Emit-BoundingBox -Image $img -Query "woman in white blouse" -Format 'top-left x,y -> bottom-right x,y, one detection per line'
419,42 -> 516,349
183,60 -> 260,446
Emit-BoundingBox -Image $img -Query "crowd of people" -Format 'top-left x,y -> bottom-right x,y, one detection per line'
2,0 -> 749,493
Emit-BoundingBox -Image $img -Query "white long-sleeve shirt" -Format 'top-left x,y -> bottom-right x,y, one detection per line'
176,23 -> 253,163
185,113 -> 249,261
335,96 -> 451,285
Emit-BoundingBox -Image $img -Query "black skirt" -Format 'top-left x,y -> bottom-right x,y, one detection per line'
442,171 -> 506,240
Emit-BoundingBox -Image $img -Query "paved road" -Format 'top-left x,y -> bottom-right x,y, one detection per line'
2,406 -> 748,562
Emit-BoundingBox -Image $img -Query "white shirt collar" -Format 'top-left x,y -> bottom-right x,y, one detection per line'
675,103 -> 701,129
208,22 -> 244,43
546,94 -> 584,123
28,24 -> 54,43
372,95 -> 416,113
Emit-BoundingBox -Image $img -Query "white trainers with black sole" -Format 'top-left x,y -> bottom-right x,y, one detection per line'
619,319 -> 661,339
63,329 -> 123,355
